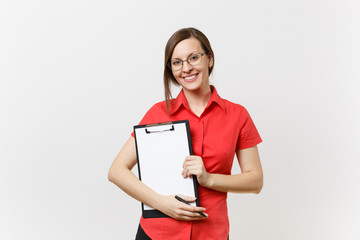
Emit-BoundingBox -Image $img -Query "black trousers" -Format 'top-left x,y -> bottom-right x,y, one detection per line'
135,224 -> 152,240
135,224 -> 229,240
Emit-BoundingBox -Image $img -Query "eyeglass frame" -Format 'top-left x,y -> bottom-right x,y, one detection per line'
167,52 -> 207,71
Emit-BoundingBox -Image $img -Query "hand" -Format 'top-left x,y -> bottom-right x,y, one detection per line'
156,194 -> 208,221
182,155 -> 211,187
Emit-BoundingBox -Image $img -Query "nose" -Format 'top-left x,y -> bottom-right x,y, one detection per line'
182,61 -> 193,73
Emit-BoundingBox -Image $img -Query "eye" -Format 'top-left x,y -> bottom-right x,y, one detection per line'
172,60 -> 182,66
189,54 -> 199,62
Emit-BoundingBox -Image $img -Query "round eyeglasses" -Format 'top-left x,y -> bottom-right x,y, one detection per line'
168,52 -> 206,71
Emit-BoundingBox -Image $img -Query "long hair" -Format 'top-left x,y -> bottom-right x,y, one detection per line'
163,27 -> 215,113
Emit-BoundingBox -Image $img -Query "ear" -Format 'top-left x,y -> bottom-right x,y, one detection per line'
208,56 -> 214,68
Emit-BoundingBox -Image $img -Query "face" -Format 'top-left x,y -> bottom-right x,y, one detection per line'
171,38 -> 213,93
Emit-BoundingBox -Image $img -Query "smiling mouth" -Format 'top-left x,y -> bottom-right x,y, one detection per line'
183,74 -> 198,82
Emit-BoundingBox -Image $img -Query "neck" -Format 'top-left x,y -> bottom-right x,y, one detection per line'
182,85 -> 212,116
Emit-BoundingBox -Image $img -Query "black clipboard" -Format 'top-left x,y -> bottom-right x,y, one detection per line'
134,120 -> 199,218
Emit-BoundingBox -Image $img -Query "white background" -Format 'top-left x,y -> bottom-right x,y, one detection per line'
1,0 -> 359,239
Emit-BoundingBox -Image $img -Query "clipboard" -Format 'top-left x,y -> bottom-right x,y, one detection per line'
134,120 -> 199,218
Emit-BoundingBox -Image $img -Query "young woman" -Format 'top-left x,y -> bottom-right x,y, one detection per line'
108,27 -> 263,240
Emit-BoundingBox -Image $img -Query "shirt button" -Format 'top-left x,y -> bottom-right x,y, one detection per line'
197,138 -> 200,141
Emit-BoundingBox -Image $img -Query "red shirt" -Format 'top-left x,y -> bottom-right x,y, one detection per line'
132,86 -> 262,240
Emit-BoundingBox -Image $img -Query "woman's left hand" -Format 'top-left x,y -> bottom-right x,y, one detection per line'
182,155 -> 211,187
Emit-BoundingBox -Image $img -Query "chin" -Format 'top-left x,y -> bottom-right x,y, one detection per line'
181,82 -> 203,92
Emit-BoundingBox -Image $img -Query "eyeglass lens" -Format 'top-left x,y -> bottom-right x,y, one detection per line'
170,53 -> 203,70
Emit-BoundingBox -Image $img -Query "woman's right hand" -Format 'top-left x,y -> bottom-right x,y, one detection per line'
155,194 -> 208,221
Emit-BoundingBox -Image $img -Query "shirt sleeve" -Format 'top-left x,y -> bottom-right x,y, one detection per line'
130,104 -> 159,138
236,107 -> 262,150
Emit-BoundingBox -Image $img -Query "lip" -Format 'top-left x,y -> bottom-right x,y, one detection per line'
183,73 -> 199,83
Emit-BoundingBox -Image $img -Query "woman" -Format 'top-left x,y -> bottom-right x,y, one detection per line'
108,27 -> 263,240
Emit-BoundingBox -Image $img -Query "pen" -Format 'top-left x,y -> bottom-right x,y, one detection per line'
175,195 -> 207,218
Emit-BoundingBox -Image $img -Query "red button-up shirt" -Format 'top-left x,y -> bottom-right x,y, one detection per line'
133,86 -> 262,240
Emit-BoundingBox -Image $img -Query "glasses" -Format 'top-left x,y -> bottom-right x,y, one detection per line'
168,52 -> 206,71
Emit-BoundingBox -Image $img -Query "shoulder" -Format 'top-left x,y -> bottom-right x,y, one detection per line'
146,100 -> 167,114
220,98 -> 255,126
137,100 -> 170,125
221,98 -> 247,114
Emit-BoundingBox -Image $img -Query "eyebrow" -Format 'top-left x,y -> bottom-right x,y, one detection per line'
171,51 -> 200,60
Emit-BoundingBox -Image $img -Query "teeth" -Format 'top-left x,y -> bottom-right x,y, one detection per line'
184,75 -> 196,80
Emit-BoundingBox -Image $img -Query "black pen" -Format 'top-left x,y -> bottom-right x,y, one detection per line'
175,195 -> 207,218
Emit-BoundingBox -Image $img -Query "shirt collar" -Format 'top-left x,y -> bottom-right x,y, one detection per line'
169,85 -> 226,115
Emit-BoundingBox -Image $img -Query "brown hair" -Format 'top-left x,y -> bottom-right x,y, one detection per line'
163,27 -> 215,113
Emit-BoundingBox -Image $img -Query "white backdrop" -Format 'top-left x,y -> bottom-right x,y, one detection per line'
1,0 -> 359,239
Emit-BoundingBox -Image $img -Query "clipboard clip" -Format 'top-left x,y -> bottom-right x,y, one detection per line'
145,122 -> 175,134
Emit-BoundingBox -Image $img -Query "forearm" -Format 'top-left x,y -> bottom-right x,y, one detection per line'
108,137 -> 163,210
108,167 -> 162,209
109,137 -> 207,221
206,170 -> 263,194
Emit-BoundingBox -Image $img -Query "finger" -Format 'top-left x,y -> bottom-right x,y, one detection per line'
184,155 -> 200,163
183,161 -> 199,169
175,209 -> 207,220
183,158 -> 195,168
185,169 -> 202,178
184,165 -> 200,171
182,165 -> 190,178
182,168 -> 197,178
175,195 -> 207,212
178,203 -> 207,213
186,157 -> 200,163
184,162 -> 203,174
177,194 -> 196,202
182,168 -> 191,178
184,211 -> 208,219
176,214 -> 206,221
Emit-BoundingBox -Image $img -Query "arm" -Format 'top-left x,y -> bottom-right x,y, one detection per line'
182,146 -> 263,193
108,137 -> 208,220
